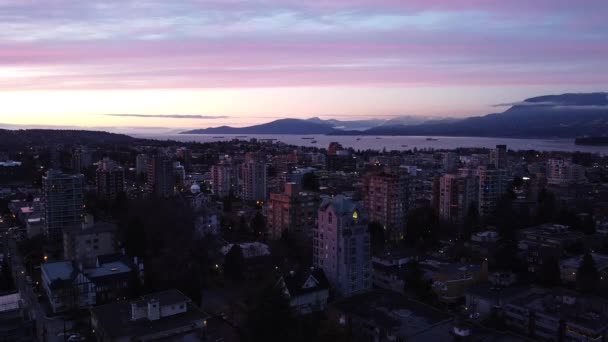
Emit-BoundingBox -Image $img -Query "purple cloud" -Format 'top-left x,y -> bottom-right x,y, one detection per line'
0,1 -> 606,90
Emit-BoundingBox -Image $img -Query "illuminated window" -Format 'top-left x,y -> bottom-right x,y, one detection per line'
352,211 -> 358,220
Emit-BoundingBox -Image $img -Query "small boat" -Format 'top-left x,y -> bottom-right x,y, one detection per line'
301,137 -> 315,140
356,138 -> 361,141
375,137 -> 382,139
426,137 -> 438,141
311,140 -> 317,144
401,144 -> 408,147
212,136 -> 225,139
235,135 -> 248,138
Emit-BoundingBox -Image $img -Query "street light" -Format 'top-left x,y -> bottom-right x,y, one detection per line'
43,255 -> 48,262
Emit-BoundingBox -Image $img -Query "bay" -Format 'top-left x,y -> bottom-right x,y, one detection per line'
131,134 -> 607,155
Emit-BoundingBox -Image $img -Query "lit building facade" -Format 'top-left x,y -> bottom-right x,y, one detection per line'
43,169 -> 85,244
313,195 -> 371,297
96,158 -> 125,201
266,183 -> 319,241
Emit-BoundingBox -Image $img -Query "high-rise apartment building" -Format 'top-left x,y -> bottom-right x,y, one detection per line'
490,145 -> 507,169
173,161 -> 186,189
135,154 -> 148,177
438,174 -> 477,224
477,165 -> 508,217
313,195 -> 371,297
443,152 -> 459,172
96,158 -> 125,201
241,160 -> 267,202
43,169 -> 85,244
71,147 -> 93,173
546,159 -> 586,185
211,162 -> 235,198
362,170 -> 408,238
176,147 -> 192,171
63,216 -> 117,268
327,142 -> 344,156
266,183 -> 319,241
146,156 -> 175,198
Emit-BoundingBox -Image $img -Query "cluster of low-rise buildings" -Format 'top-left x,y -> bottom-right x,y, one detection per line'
1,135 -> 607,341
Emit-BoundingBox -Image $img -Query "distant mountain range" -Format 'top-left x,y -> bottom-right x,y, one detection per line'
181,93 -> 608,138
0,129 -> 135,148
182,118 -> 338,135
306,116 -> 456,130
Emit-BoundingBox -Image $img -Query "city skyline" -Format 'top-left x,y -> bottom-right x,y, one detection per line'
1,1 -> 607,129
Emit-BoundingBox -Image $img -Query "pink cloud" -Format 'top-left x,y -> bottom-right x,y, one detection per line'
0,1 -> 606,91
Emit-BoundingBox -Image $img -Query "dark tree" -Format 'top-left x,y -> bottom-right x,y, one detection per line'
116,198 -> 201,300
404,207 -> 440,252
222,190 -> 234,212
493,220 -> 524,274
556,209 -> 578,228
537,189 -> 556,224
577,253 -> 599,294
224,245 -> 245,282
110,191 -> 129,217
124,217 -> 147,258
237,215 -> 249,235
301,172 -> 320,192
512,176 -> 524,188
316,319 -> 352,342
267,165 -> 277,178
580,215 -> 596,235
462,203 -> 479,240
538,255 -> 561,288
250,211 -> 266,238
404,260 -> 434,302
565,241 -> 585,255
245,285 -> 295,342
128,270 -> 143,298
0,259 -> 14,291
492,192 -> 518,231
368,222 -> 386,255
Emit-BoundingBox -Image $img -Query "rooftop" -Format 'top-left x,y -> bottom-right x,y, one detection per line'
408,319 -> 527,342
221,242 -> 270,259
319,194 -> 359,216
41,261 -> 73,282
131,289 -> 191,308
0,161 -> 21,167
84,261 -> 131,279
508,288 -> 608,331
466,283 -> 532,302
0,291 -> 21,313
64,221 -> 117,235
281,268 -> 330,297
333,290 -> 451,339
91,289 -> 208,339
560,253 -> 608,270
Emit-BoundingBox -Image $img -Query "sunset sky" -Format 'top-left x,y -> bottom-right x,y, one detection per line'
1,0 -> 607,130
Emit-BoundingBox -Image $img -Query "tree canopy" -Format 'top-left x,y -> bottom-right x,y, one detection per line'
577,253 -> 599,294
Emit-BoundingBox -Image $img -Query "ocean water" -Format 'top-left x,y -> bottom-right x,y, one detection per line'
131,133 -> 607,155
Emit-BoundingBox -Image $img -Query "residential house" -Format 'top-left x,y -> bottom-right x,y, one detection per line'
91,289 -> 208,342
276,268 -> 330,315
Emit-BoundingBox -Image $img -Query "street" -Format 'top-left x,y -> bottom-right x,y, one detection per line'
6,231 -> 73,342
